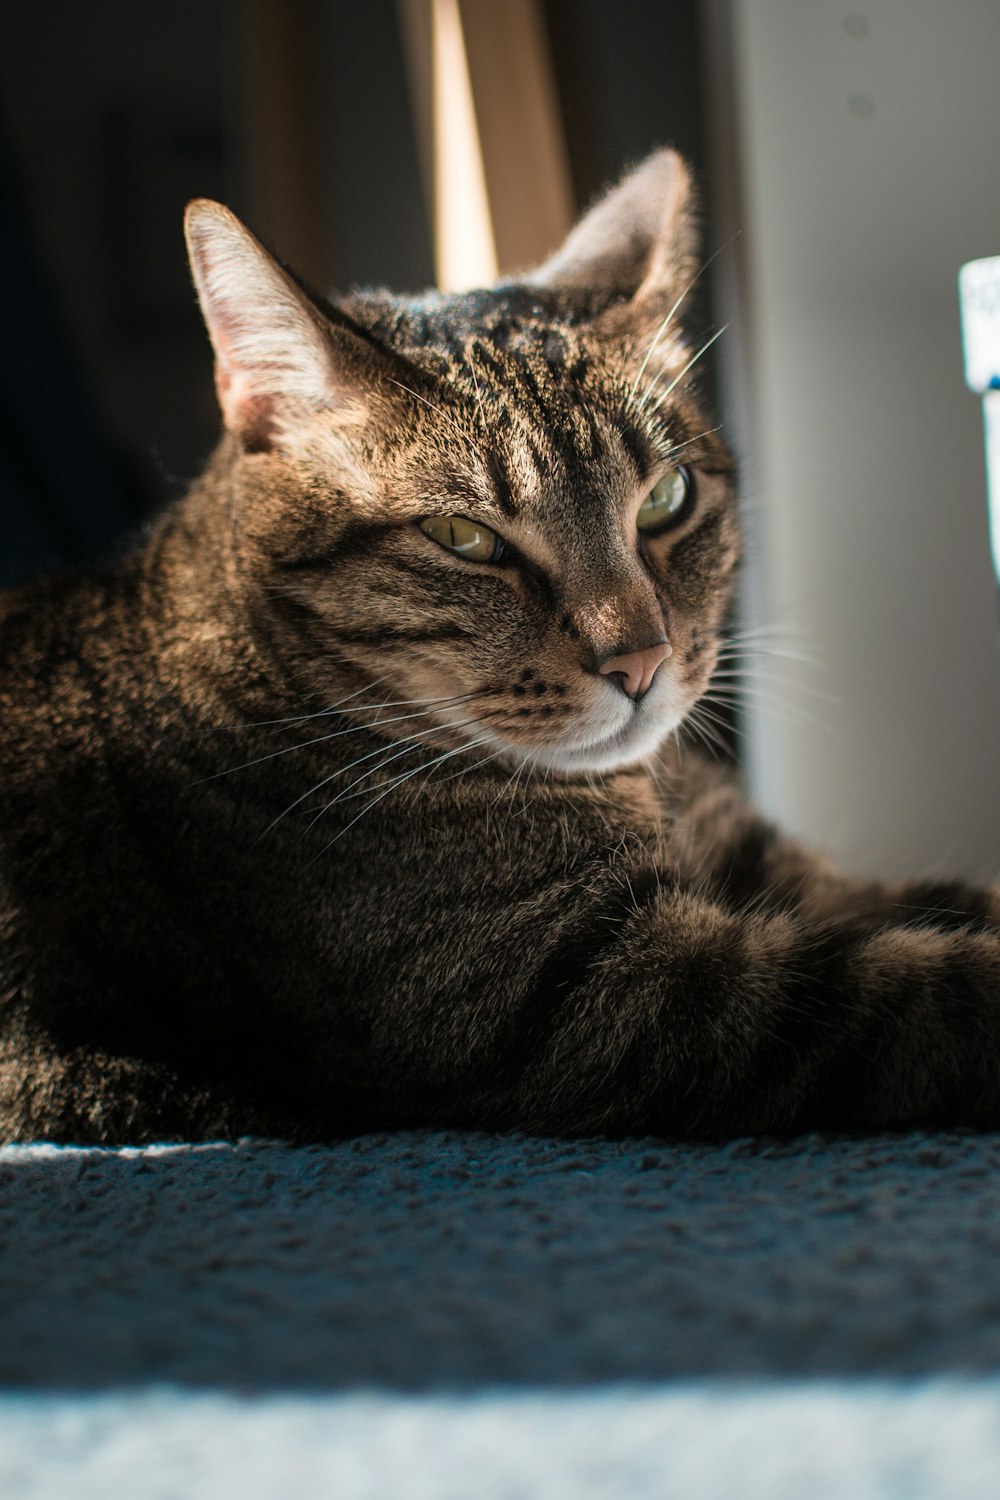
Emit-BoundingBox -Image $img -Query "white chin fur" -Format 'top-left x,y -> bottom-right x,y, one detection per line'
465,681 -> 690,775
527,712 -> 679,772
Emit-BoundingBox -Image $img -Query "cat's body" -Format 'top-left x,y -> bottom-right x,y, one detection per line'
4,150 -> 1000,1144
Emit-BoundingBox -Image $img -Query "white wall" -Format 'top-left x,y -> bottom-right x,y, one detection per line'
708,0 -> 1000,880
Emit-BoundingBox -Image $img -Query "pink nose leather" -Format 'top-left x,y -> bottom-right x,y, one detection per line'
598,641 -> 673,700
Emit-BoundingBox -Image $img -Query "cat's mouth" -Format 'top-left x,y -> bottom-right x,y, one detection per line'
547,712 -> 676,771
473,694 -> 684,775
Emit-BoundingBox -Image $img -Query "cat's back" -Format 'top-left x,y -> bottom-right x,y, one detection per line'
1,564 -> 128,679
0,565 -> 139,775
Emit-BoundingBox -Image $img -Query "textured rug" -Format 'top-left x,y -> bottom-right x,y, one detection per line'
2,1130 -> 1000,1496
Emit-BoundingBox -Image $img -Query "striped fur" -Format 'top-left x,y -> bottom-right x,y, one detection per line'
2,151 -> 1000,1143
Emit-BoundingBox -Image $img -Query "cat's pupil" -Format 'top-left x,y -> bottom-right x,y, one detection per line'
636,468 -> 689,533
419,515 -> 502,564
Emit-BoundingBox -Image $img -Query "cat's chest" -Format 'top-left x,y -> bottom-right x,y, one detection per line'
174,746 -> 667,965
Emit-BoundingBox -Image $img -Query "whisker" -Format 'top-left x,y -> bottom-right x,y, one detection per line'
433,746 -> 508,788
709,666 -> 839,706
691,699 -> 740,737
723,622 -> 808,642
629,239 -> 736,405
309,712 -> 502,821
629,289 -> 695,403
681,712 -> 719,756
209,677 -> 389,735
321,689 -> 487,717
684,716 -> 729,756
492,751 -> 530,810
260,739 -> 423,842
312,737 -> 493,860
643,325 -> 729,416
385,376 -> 475,455
701,683 -> 833,736
698,688 -> 744,707
195,694 -> 491,786
663,425 -> 723,463
519,751 -> 541,815
719,620 -> 823,666
714,641 -> 821,668
466,342 -> 488,431
305,743 -> 425,814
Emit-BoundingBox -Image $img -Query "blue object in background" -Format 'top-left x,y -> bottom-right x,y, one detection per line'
959,255 -> 1000,590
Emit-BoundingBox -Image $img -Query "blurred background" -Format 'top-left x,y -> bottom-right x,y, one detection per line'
2,0 -> 999,879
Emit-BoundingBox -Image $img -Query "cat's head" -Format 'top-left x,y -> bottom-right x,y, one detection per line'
185,150 -> 737,774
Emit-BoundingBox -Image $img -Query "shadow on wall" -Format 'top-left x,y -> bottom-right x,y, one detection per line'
0,148 -> 137,590
0,0 -> 235,591
2,1130 -> 999,1392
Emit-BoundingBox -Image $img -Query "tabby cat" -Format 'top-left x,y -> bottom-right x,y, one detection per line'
2,149 -> 1000,1144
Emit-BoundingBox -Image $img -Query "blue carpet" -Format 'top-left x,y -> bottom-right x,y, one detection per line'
2,1131 -> 1000,1495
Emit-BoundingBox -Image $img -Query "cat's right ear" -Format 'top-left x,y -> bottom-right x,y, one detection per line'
184,200 -> 348,450
526,149 -> 699,343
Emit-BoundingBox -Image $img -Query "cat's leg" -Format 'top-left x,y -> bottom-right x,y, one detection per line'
486,879 -> 1000,1137
0,1012 -> 262,1144
665,756 -> 1000,931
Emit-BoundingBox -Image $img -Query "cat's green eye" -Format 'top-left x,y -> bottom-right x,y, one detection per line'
419,514 -> 503,564
636,468 -> 691,534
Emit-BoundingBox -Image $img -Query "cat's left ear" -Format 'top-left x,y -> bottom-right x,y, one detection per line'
185,200 -> 356,449
526,149 -> 699,342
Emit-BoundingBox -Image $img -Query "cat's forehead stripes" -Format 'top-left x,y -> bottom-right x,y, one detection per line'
344,287 -> 679,530
476,450 -> 516,519
348,286 -> 612,418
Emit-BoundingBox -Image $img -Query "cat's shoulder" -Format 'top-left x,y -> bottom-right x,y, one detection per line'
0,560 -> 134,655
0,564 -> 139,750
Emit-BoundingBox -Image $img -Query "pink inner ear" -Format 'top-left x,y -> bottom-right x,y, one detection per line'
186,203 -> 351,445
213,362 -> 276,453
206,297 -> 283,450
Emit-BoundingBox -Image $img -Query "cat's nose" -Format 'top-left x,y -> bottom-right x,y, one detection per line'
598,640 -> 672,701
